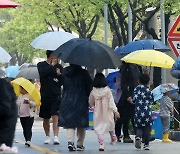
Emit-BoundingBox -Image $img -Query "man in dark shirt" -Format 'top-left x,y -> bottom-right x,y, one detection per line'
37,50 -> 62,145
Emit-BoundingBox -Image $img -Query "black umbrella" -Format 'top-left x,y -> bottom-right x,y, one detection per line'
53,38 -> 120,69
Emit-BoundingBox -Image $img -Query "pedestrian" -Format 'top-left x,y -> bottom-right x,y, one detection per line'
37,50 -> 63,145
0,77 -> 18,153
89,73 -> 120,151
132,74 -> 153,150
159,85 -> 174,142
115,62 -> 140,143
58,64 -> 92,151
16,86 -> 37,147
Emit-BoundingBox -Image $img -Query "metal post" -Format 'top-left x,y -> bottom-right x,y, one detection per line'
128,2 -> 132,42
160,0 -> 166,83
104,1 -> 108,76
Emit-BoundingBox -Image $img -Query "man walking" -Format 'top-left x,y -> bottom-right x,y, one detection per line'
37,50 -> 62,144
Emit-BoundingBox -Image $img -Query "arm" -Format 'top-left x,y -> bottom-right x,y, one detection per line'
89,91 -> 95,107
108,89 -> 120,118
37,62 -> 56,78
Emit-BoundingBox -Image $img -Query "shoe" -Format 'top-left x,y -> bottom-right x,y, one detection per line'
123,137 -> 134,143
99,143 -> 105,151
25,141 -> 31,147
68,142 -> 76,151
77,145 -> 85,151
44,136 -> 51,144
110,137 -> 117,145
53,136 -> 60,145
143,144 -> 150,150
135,137 -> 141,149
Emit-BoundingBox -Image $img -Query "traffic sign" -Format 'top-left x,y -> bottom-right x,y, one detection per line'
168,15 -> 180,37
168,37 -> 180,57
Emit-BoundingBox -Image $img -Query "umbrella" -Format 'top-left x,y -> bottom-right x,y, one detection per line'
106,71 -> 119,89
0,68 -> 5,78
53,38 -> 120,69
0,0 -> 20,8
5,65 -> 19,78
31,31 -> 78,50
0,47 -> 12,63
121,50 -> 175,69
11,77 -> 41,107
152,83 -> 178,101
121,39 -> 170,53
16,67 -> 39,80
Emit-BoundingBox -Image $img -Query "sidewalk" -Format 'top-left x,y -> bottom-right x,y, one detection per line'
14,119 -> 180,154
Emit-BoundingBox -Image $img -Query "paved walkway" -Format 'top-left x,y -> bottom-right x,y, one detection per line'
14,118 -> 180,154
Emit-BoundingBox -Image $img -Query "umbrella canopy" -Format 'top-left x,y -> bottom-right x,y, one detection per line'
152,83 -> 178,101
121,39 -> 170,53
11,77 -> 41,107
31,31 -> 78,50
121,50 -> 175,69
53,38 -> 120,69
106,71 -> 119,89
0,68 -> 5,78
16,67 -> 39,80
0,47 -> 12,63
0,0 -> 20,8
5,65 -> 19,78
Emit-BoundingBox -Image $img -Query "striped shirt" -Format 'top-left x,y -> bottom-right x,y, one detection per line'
160,95 -> 173,117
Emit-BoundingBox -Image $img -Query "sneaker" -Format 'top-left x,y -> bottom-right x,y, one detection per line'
77,145 -> 85,151
44,136 -> 51,144
143,144 -> 150,150
53,136 -> 60,145
99,143 -> 105,151
135,137 -> 141,149
123,137 -> 134,143
68,142 -> 76,151
25,141 -> 31,147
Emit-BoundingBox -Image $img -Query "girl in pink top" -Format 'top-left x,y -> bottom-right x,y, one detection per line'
89,73 -> 120,151
17,86 -> 37,147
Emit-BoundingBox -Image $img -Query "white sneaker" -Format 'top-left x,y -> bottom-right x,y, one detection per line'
44,136 -> 51,144
53,136 -> 60,145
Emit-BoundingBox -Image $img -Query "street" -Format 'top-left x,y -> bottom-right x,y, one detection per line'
14,118 -> 180,154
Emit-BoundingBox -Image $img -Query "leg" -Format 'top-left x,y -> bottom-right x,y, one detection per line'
135,127 -> 143,149
143,125 -> 151,146
25,117 -> 34,142
161,116 -> 172,142
43,118 -> 50,137
52,115 -> 59,136
109,131 -> 117,144
76,128 -> 86,151
20,117 -> 27,141
67,128 -> 76,151
115,118 -> 122,141
97,134 -> 105,151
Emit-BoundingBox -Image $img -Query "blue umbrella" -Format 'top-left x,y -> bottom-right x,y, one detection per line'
121,39 -> 170,53
106,71 -> 119,90
5,65 -> 19,78
152,83 -> 178,102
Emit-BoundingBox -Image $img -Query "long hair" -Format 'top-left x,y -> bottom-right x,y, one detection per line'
93,73 -> 107,88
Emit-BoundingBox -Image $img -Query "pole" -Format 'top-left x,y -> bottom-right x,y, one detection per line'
160,0 -> 166,83
128,2 -> 132,42
104,1 -> 108,76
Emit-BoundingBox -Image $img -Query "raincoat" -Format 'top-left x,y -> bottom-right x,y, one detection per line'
170,56 -> 180,79
89,86 -> 117,134
58,64 -> 92,128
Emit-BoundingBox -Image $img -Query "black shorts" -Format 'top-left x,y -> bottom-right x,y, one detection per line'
39,96 -> 61,119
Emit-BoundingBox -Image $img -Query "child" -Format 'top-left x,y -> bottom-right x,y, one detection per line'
89,73 -> 120,151
17,86 -> 37,147
159,85 -> 174,142
132,74 -> 153,150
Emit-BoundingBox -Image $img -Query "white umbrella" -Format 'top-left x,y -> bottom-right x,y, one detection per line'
31,31 -> 78,50
0,47 -> 11,63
